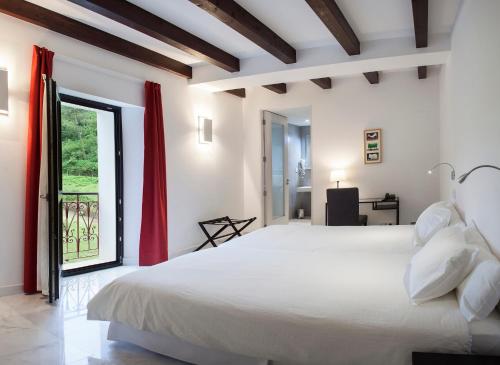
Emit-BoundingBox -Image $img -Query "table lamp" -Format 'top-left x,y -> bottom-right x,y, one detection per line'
330,169 -> 346,188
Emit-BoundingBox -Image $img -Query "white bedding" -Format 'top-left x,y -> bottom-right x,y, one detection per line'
88,225 -> 471,365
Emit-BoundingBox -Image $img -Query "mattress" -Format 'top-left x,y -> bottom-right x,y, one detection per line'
88,225 -> 471,365
108,321 -> 267,365
108,313 -> 500,365
470,310 -> 500,355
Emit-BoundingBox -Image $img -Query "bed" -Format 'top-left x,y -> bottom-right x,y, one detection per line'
87,225 -> 500,365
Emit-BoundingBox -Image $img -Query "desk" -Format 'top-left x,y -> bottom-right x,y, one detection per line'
325,197 -> 400,225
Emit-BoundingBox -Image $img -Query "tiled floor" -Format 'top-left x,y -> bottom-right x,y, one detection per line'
0,266 -> 189,365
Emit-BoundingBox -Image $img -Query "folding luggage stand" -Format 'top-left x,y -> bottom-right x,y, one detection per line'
194,216 -> 257,252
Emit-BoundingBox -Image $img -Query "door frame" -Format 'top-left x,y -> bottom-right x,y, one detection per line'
262,110 -> 289,226
46,78 -> 61,303
58,94 -> 124,277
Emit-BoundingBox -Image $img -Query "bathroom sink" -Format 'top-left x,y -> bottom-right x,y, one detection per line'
296,186 -> 311,193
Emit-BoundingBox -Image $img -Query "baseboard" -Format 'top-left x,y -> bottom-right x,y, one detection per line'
0,284 -> 23,297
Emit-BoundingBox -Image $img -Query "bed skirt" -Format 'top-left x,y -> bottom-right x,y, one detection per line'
107,321 -> 269,365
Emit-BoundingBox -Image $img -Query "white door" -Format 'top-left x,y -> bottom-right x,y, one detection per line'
263,111 -> 289,225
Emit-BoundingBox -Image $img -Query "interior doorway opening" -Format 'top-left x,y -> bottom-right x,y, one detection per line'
59,94 -> 123,276
263,107 -> 312,226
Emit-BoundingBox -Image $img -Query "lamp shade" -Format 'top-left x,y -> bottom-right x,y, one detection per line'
330,169 -> 346,182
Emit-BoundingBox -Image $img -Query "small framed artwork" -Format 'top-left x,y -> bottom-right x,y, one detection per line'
364,128 -> 382,164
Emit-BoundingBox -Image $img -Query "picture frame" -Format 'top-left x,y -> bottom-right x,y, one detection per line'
364,128 -> 382,164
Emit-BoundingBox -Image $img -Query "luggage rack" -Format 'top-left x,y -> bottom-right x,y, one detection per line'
194,216 -> 257,252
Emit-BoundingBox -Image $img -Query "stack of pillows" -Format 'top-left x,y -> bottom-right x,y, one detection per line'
404,201 -> 500,322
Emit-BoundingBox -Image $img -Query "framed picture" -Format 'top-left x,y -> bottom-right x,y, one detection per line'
364,128 -> 382,164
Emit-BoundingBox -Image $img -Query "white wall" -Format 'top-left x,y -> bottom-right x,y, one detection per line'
439,0 -> 500,257
0,14 -> 244,294
243,71 -> 441,227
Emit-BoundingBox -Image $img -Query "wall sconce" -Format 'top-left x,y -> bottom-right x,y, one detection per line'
427,162 -> 456,180
458,165 -> 500,184
330,169 -> 346,188
198,116 -> 212,144
0,68 -> 8,116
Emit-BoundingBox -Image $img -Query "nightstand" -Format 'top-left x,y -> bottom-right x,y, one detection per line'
412,352 -> 500,364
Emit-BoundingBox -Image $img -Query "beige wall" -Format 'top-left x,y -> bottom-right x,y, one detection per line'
439,0 -> 500,257
0,14 -> 244,294
243,71 -> 441,228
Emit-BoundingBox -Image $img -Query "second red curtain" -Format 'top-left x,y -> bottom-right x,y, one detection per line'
23,46 -> 54,294
139,81 -> 168,265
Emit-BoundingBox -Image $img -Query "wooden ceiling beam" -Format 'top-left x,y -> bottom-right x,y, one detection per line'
68,0 -> 239,73
189,0 -> 296,64
305,0 -> 360,55
411,0 -> 428,48
412,0 -> 428,79
262,83 -> 287,94
0,0 -> 192,78
310,77 -> 332,89
224,88 -> 246,98
363,72 -> 379,84
417,66 -> 427,79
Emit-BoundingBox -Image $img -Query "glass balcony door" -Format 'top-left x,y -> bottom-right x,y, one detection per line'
59,94 -> 123,276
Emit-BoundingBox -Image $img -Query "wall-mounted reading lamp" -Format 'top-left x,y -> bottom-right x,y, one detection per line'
458,165 -> 500,184
0,68 -> 8,116
427,162 -> 456,180
198,116 -> 212,144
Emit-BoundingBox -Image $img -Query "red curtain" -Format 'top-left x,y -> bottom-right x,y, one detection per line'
139,81 -> 168,265
23,46 -> 54,294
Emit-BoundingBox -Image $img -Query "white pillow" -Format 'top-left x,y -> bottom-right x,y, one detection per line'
464,225 -> 495,260
456,260 -> 500,321
448,204 -> 464,227
456,225 -> 499,321
405,225 -> 479,304
414,201 -> 452,246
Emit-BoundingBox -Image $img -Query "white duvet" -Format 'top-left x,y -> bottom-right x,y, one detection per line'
88,225 -> 471,365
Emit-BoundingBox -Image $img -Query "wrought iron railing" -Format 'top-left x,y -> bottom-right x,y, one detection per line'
62,192 -> 99,263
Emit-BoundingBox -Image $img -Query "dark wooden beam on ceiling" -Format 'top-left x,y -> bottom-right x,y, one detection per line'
411,0 -> 428,48
0,0 -> 192,78
224,88 -> 246,98
189,0 -> 296,64
412,0 -> 428,79
262,83 -> 287,94
363,72 -> 379,84
418,66 -> 427,79
310,77 -> 332,89
68,0 -> 239,73
305,0 -> 360,55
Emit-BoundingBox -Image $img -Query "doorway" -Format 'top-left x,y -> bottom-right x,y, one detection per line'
262,107 -> 312,226
59,94 -> 123,276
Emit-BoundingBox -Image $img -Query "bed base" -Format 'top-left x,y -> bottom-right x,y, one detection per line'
108,322 -> 269,365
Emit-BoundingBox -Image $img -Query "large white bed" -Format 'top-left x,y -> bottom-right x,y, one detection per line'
87,225 -> 500,365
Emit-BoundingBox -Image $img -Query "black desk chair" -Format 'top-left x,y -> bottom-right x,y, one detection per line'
326,188 -> 368,226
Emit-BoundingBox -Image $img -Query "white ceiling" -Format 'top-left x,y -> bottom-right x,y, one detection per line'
28,0 -> 462,66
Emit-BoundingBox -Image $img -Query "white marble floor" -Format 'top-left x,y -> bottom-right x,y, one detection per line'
0,266 -> 189,365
